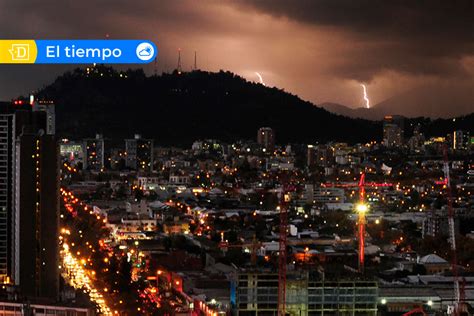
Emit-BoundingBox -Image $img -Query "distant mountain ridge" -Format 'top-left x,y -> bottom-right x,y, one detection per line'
320,103 -> 387,120
321,83 -> 473,120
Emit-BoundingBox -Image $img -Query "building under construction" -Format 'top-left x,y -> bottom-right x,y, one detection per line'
233,270 -> 378,316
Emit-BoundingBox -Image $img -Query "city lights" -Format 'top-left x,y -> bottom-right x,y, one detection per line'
61,244 -> 112,315
1,4 -> 471,314
356,203 -> 368,213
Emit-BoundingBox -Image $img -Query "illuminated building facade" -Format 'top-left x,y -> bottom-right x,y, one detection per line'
59,141 -> 84,164
0,102 -> 59,300
83,134 -> 105,171
383,116 -> 404,148
0,110 -> 15,285
125,134 -> 154,172
452,130 -> 470,150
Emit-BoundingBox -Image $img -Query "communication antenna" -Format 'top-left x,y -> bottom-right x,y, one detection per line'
443,145 -> 461,315
194,51 -> 197,70
177,48 -> 182,74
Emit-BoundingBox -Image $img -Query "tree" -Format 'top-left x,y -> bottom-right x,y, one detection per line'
118,256 -> 133,291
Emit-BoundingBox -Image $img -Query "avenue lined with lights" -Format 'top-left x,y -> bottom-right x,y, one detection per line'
60,243 -> 113,315
59,169 -> 201,315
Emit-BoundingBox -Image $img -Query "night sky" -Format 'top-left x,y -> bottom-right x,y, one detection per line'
0,0 -> 473,116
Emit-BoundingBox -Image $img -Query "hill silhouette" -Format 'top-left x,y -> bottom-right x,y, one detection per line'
36,66 -> 381,145
34,66 -> 472,146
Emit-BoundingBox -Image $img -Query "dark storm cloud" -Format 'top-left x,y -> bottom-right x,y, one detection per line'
236,0 -> 473,42
234,0 -> 474,81
0,1 -> 225,38
0,0 -> 472,115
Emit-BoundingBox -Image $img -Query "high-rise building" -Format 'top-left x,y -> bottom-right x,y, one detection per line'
307,144 -> 333,167
32,100 -> 55,135
453,130 -> 470,150
125,134 -> 154,172
0,108 -> 15,285
15,130 -> 59,299
307,145 -> 316,167
383,115 -> 404,147
257,127 -> 275,152
83,134 -> 105,171
422,210 -> 460,239
0,102 -> 59,300
408,124 -> 425,152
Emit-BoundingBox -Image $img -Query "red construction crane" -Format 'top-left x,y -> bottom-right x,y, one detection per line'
278,190 -> 290,316
443,146 -> 461,315
402,307 -> 427,316
356,173 -> 368,273
322,181 -> 392,188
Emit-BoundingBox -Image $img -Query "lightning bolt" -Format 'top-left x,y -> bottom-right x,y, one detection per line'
360,84 -> 370,109
255,72 -> 265,86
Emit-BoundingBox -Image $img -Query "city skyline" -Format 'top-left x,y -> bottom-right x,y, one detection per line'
0,1 -> 472,315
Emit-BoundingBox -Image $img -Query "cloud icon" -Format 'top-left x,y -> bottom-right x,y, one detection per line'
136,42 -> 155,61
138,47 -> 152,56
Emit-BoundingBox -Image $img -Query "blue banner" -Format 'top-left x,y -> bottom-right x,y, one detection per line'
33,40 -> 157,64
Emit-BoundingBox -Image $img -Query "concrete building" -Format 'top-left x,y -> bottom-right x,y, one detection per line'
380,277 -> 474,315
83,134 -> 105,171
15,129 -> 59,300
383,115 -> 404,148
257,127 -> 275,152
307,145 -> 333,168
0,301 -> 93,315
305,185 -> 345,204
408,124 -> 425,152
422,210 -> 460,239
125,134 -> 154,172
307,145 -> 316,167
0,108 -> 15,285
32,100 -> 55,136
169,173 -> 191,185
418,254 -> 451,274
234,271 -> 378,316
453,130 -> 470,150
378,286 -> 440,314
137,176 -> 161,191
267,158 -> 295,171
0,102 -> 59,300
